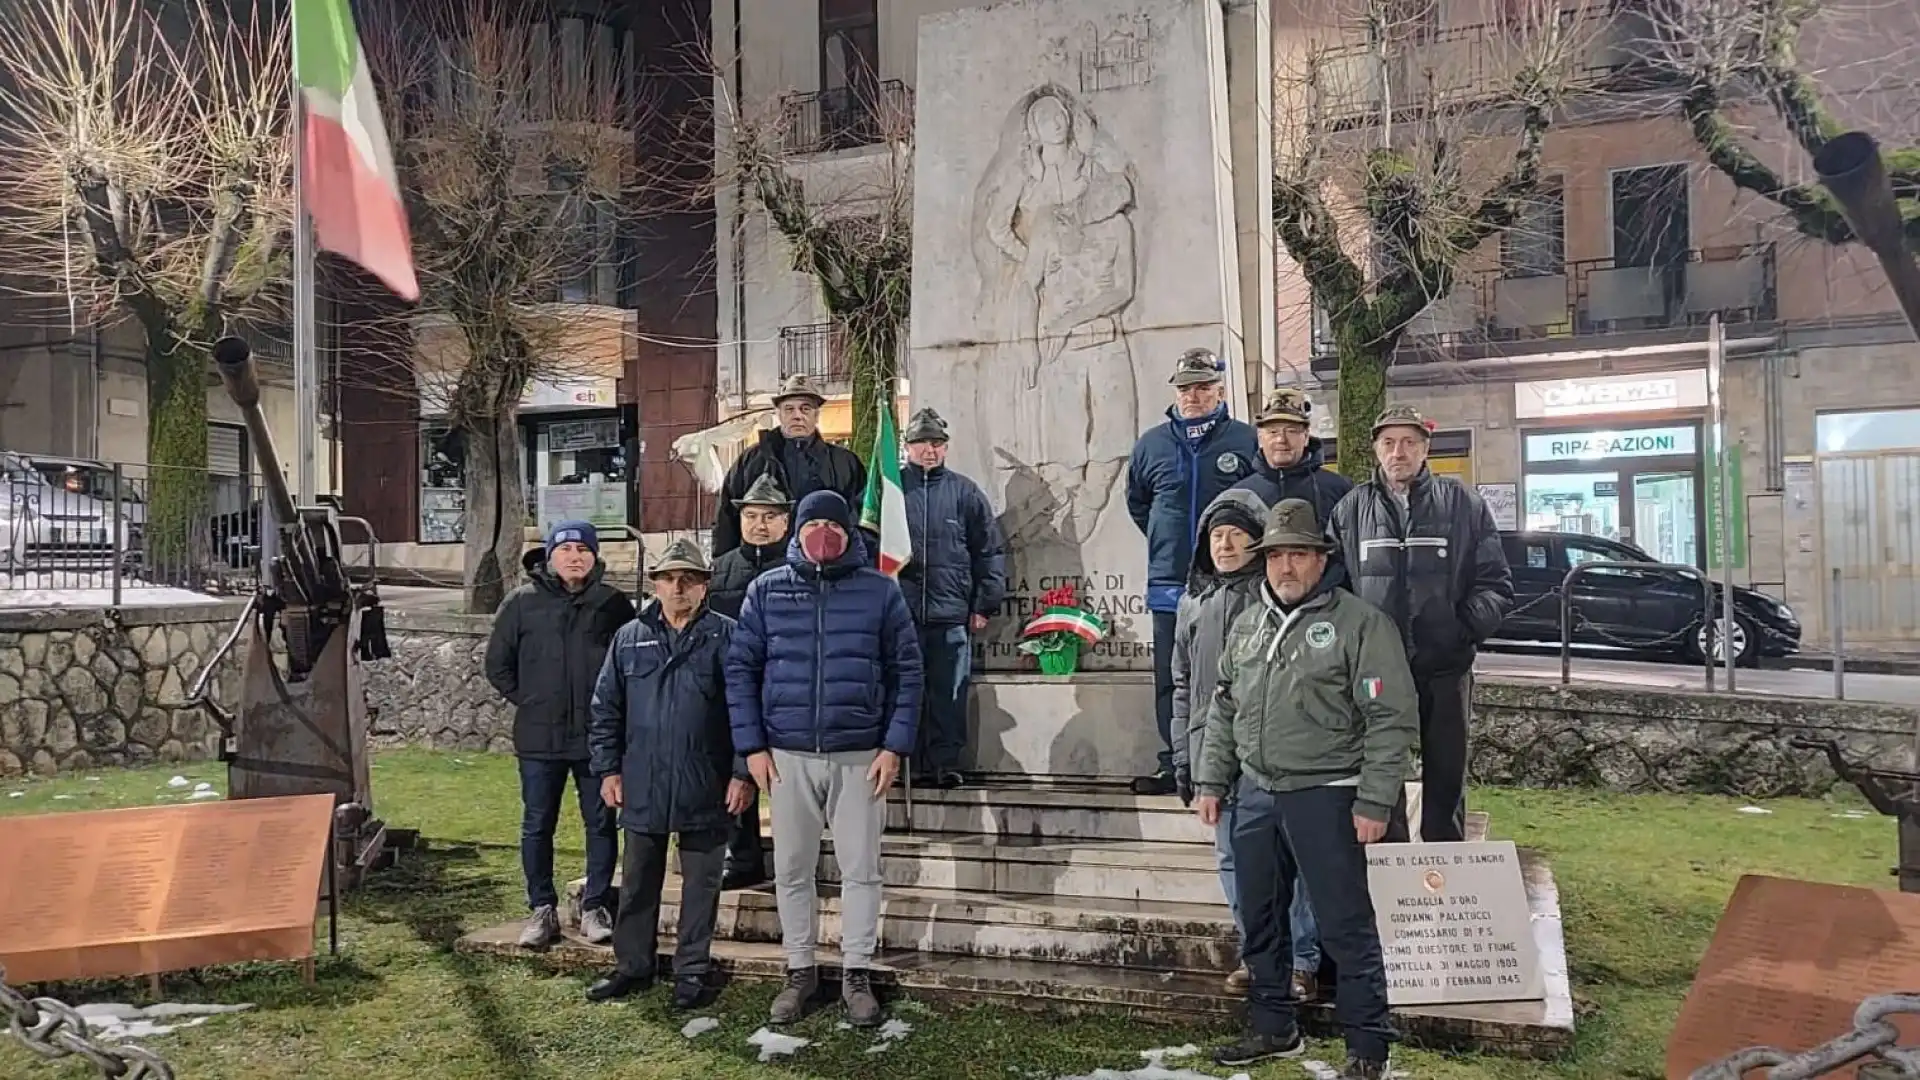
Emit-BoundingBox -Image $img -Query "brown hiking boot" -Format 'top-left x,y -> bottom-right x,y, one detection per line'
1291,969 -> 1320,1002
842,968 -> 883,1028
769,966 -> 817,1024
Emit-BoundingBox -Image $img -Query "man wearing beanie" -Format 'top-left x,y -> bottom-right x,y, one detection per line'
725,490 -> 924,1029
485,520 -> 636,949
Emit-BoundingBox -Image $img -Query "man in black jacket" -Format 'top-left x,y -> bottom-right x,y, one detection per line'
899,407 -> 1007,789
707,471 -> 792,889
712,374 -> 865,557
586,538 -> 754,1010
1327,405 -> 1514,843
484,520 -> 637,948
1232,388 -> 1353,555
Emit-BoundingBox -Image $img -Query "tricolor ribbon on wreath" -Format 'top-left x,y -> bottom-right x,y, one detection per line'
1017,583 -> 1109,675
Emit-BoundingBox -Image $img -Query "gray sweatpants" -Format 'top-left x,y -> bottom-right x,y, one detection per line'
770,748 -> 886,970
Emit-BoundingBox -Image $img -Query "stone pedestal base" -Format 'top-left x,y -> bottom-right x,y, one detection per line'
966,671 -> 1159,780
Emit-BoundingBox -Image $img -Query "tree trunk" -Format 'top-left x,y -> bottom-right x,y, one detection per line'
144,327 -> 212,583
1334,339 -> 1390,482
460,406 -> 528,615
844,316 -> 901,467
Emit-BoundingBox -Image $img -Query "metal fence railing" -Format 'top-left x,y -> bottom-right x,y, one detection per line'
0,454 -> 264,606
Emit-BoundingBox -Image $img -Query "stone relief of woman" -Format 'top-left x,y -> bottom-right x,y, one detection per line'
970,83 -> 1142,543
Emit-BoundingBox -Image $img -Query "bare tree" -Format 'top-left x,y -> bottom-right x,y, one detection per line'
0,0 -> 289,568
1275,0 -> 1599,477
358,0 -> 640,614
716,75 -> 914,466
1647,0 -> 1920,246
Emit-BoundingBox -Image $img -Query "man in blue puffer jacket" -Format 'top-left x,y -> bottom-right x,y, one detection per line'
726,490 -> 924,1030
1125,346 -> 1259,795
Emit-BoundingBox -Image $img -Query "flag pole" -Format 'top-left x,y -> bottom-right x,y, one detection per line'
291,38 -> 318,509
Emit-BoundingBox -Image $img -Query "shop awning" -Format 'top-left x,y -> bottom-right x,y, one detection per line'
671,408 -> 777,494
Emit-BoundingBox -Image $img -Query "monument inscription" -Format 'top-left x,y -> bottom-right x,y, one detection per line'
1366,840 -> 1544,1006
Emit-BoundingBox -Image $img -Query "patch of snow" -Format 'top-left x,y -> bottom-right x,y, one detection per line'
746,1027 -> 810,1063
866,1041 -> 892,1054
52,794 -> 72,800
188,791 -> 221,801
167,777 -> 191,788
1833,811 -> 1870,819
1052,1067 -> 1233,1080
877,1018 -> 913,1041
1736,805 -> 1772,815
6,792 -> 21,798
1140,1045 -> 1198,1065
680,1017 -> 719,1039
192,782 -> 213,792
836,1021 -> 853,1031
73,1001 -> 251,1041
85,776 -> 100,782
0,581 -> 226,609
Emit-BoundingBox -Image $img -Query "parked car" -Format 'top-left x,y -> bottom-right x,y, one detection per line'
1489,530 -> 1801,666
0,451 -> 133,573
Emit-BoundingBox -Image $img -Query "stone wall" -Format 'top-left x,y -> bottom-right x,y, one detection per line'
1471,680 -> 1919,799
0,604 -> 249,776
363,613 -> 512,753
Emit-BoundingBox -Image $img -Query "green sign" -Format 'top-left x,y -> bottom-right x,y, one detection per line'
1705,441 -> 1746,569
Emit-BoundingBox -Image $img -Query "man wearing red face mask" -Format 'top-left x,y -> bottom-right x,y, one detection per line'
725,490 -> 924,1030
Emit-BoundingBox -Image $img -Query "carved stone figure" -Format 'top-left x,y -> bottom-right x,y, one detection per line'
970,84 -> 1141,543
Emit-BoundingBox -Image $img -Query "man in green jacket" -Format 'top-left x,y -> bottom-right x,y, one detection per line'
1194,499 -> 1418,1079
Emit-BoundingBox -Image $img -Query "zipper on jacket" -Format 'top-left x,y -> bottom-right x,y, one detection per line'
813,575 -> 827,753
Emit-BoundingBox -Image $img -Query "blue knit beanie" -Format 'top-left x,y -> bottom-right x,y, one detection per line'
546,519 -> 600,557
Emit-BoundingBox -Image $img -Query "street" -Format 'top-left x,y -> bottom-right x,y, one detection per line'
1479,648 -> 1920,707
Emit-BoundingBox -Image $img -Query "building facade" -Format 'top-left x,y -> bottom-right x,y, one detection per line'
332,0 -> 719,548
1287,0 -> 1920,647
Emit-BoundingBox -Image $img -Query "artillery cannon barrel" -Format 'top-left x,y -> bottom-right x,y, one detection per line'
212,336 -> 299,530
1814,131 -> 1920,340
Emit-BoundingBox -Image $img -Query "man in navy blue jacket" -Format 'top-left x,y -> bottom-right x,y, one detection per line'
725,490 -> 924,1030
1125,347 -> 1259,795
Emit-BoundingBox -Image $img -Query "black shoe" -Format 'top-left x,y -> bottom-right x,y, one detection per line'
672,975 -> 709,1010
722,863 -> 769,891
937,771 -> 965,790
1131,771 -> 1177,796
1341,1057 -> 1391,1079
586,971 -> 651,1003
1211,1031 -> 1306,1067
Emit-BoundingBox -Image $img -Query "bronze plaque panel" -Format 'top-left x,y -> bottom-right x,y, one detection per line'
1666,874 -> 1920,1079
0,794 -> 334,984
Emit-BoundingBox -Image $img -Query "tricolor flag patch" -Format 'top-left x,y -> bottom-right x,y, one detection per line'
1362,676 -> 1384,700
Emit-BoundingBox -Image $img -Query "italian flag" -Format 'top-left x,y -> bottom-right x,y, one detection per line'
859,403 -> 912,576
294,0 -> 420,301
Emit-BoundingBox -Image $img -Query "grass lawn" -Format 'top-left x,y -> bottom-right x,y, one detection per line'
0,749 -> 1893,1080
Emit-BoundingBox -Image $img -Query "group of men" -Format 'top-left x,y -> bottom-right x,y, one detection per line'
483,373 -> 1004,1028
1128,348 -> 1513,1077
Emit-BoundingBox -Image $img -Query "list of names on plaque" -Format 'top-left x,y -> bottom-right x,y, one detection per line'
0,794 -> 336,985
1365,840 -> 1544,1007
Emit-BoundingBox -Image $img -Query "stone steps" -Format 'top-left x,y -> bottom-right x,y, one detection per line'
886,782 -> 1213,845
818,833 -> 1225,903
662,882 -> 1239,972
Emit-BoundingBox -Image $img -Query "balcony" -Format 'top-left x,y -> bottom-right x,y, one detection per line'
778,322 -> 853,395
1309,243 -> 1778,363
1308,5 -> 1677,128
780,80 -> 914,156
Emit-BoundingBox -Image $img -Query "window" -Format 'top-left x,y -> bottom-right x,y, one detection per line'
821,0 -> 879,95
548,164 -> 619,306
1501,536 -> 1550,570
1611,164 -> 1690,267
1565,538 -> 1641,576
1502,179 -> 1565,279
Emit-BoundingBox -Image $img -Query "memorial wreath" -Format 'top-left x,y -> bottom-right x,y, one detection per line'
1017,583 -> 1109,675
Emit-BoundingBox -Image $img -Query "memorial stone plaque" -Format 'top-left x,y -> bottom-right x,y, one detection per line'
0,794 -> 335,985
1366,840 -> 1544,1006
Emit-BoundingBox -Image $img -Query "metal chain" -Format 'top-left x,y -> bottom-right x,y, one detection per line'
1690,994 -> 1920,1080
0,964 -> 175,1080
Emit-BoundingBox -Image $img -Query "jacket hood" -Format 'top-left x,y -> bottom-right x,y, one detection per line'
1255,435 -> 1331,482
1188,488 -> 1269,588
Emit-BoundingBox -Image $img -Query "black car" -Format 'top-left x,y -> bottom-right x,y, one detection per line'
1490,531 -> 1801,666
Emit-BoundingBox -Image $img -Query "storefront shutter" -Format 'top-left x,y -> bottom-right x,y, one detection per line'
207,424 -> 245,477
